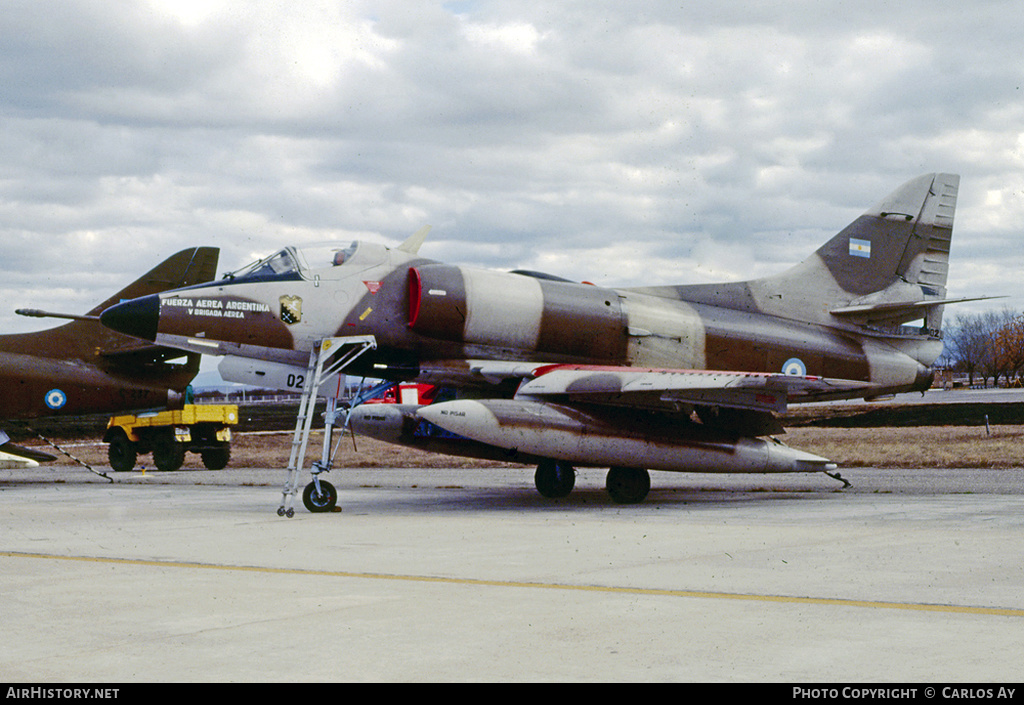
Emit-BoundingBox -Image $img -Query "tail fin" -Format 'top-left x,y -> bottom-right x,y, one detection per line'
85,246 -> 220,318
634,174 -> 965,332
810,173 -> 957,298
757,173 -> 961,330
2,247 -> 219,360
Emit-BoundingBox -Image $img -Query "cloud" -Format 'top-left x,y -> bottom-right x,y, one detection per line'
2,0 -> 1022,334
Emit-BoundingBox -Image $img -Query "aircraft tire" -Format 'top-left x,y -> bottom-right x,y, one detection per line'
303,480 -> 337,513
606,466 -> 650,504
535,459 -> 575,498
107,432 -> 137,472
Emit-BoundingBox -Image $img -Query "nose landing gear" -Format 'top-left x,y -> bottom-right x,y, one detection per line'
302,478 -> 338,513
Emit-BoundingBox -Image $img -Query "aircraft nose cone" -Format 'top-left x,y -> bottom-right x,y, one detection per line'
100,294 -> 160,341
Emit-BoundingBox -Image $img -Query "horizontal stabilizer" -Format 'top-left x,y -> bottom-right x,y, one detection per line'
0,451 -> 38,469
831,295 -> 1004,327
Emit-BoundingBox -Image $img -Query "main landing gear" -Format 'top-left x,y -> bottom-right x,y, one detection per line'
533,461 -> 652,504
534,459 -> 576,498
605,466 -> 651,504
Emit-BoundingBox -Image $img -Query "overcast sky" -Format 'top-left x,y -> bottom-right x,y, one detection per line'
3,0 -> 1022,337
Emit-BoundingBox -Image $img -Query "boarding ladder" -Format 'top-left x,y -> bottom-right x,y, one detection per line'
278,335 -> 377,517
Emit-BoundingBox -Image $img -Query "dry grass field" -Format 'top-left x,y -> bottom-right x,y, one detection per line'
35,431 -> 520,471
32,422 -> 1024,472
784,424 -> 1024,469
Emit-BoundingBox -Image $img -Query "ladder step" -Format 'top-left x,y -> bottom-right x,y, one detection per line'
278,336 -> 378,516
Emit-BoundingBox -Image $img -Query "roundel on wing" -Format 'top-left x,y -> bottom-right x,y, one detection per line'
782,358 -> 807,376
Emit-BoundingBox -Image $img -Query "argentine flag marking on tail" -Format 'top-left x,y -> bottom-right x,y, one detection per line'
849,238 -> 871,258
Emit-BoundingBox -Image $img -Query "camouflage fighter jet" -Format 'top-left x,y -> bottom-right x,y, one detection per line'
100,174 -> 979,507
1,247 -> 219,466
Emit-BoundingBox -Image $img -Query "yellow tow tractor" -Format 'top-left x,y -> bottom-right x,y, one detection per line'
104,404 -> 238,472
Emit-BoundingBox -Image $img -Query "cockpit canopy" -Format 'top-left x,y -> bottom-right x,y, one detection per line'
223,241 -> 389,283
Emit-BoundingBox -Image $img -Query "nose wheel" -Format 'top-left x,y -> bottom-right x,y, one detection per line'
302,479 -> 338,513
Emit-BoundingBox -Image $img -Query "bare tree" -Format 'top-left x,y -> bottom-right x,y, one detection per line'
943,309 -> 1021,386
993,311 -> 1024,385
943,313 -> 987,385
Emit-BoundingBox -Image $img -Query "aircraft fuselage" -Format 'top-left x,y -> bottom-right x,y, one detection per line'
0,349 -> 191,419
100,240 -> 937,399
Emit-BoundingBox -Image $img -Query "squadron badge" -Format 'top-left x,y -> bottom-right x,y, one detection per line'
280,295 -> 303,324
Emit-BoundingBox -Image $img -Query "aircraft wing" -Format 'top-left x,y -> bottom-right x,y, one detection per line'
0,430 -> 57,468
513,364 -> 875,414
415,360 -> 875,413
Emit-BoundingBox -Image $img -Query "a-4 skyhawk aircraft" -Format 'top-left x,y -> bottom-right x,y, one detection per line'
101,173 -> 976,510
1,247 -> 219,471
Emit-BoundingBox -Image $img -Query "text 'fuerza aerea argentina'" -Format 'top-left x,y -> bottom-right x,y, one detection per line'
162,297 -> 271,319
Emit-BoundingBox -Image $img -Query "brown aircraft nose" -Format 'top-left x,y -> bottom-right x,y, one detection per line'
100,294 -> 160,342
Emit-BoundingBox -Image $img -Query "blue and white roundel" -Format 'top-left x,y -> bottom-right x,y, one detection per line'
782,358 -> 806,376
44,388 -> 67,410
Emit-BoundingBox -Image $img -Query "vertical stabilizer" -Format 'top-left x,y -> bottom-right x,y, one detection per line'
627,174 -> 960,331
2,247 -> 219,360
85,247 -> 220,317
810,173 -> 959,300
749,173 -> 960,328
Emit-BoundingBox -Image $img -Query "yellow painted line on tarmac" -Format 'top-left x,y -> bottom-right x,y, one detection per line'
4,549 -> 1023,618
